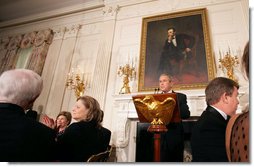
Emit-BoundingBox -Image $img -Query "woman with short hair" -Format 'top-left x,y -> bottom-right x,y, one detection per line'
55,111 -> 72,141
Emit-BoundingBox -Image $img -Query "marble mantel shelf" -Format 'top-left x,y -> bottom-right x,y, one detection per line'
112,90 -> 246,120
112,92 -> 207,118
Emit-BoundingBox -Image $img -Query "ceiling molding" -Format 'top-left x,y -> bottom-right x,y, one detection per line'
0,0 -> 104,29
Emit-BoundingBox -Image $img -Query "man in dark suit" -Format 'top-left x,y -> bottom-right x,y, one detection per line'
159,73 -> 190,161
135,73 -> 190,162
0,69 -> 56,162
190,77 -> 239,162
158,27 -> 195,78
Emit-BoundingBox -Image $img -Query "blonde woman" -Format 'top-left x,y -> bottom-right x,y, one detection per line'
57,96 -> 111,162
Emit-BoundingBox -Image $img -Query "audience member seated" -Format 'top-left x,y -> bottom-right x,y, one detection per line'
55,111 -> 72,141
0,69 -> 56,162
191,77 -> 239,162
41,114 -> 55,129
56,95 -> 111,162
225,41 -> 249,162
41,111 -> 72,141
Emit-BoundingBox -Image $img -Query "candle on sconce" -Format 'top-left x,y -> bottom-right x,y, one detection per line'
228,46 -> 231,54
87,74 -> 92,86
86,74 -> 91,87
67,72 -> 71,80
128,53 -> 130,64
134,56 -> 137,68
237,47 -> 242,56
77,66 -> 81,73
81,73 -> 84,82
84,73 -> 88,85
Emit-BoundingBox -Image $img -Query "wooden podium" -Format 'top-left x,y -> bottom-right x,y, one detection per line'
132,93 -> 181,162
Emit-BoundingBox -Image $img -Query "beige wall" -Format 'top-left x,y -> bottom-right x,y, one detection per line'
0,0 -> 249,162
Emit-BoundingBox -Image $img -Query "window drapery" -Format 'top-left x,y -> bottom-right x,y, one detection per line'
0,29 -> 54,75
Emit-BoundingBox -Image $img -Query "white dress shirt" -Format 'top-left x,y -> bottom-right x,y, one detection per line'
210,105 -> 228,120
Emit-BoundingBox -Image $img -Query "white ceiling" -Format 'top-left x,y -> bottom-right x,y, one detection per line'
0,0 -> 94,23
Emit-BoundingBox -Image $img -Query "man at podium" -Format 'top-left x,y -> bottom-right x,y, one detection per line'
159,73 -> 190,162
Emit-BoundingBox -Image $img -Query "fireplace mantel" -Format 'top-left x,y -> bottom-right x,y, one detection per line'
112,92 -> 206,118
111,91 -> 245,162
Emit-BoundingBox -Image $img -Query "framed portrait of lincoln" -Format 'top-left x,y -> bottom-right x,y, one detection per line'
138,8 -> 215,92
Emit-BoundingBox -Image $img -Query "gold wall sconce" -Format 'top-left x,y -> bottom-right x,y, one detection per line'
66,67 -> 89,99
117,63 -> 136,94
218,48 -> 239,82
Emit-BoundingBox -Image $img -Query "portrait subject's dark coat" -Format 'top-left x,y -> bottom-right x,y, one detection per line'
159,33 -> 195,75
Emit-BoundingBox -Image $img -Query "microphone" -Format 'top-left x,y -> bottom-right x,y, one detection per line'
154,88 -> 157,94
154,88 -> 160,94
157,88 -> 160,94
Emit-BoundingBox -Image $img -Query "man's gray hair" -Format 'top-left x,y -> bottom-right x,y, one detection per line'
0,69 -> 43,108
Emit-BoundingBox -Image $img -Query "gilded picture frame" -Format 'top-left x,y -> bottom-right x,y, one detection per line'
138,8 -> 215,92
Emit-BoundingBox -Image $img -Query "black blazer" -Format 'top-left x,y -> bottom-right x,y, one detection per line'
160,91 -> 190,161
0,103 -> 56,162
190,106 -> 229,162
57,120 -> 111,162
174,91 -> 190,119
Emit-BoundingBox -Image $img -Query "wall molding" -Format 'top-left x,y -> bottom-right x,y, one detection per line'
0,1 -> 104,29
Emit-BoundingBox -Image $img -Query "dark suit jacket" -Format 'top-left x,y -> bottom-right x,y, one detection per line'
57,120 -> 111,162
25,109 -> 38,120
190,106 -> 229,162
0,103 -> 56,162
160,91 -> 190,162
174,91 -> 190,119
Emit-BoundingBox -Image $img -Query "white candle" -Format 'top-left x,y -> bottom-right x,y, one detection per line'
87,74 -> 90,86
81,73 -> 84,82
128,52 -> 130,64
83,73 -> 87,85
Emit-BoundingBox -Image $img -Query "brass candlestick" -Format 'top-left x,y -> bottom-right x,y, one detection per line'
66,67 -> 85,99
117,63 -> 136,94
218,48 -> 239,82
